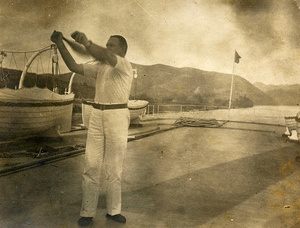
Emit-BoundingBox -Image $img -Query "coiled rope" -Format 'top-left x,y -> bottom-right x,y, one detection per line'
175,117 -> 224,128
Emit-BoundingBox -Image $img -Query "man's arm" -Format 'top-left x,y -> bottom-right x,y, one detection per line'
51,31 -> 84,75
71,31 -> 117,67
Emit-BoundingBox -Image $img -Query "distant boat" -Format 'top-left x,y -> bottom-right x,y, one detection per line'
81,99 -> 149,128
127,99 -> 149,122
0,45 -> 75,139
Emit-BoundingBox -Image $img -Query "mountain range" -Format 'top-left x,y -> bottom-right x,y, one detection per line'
1,64 -> 298,106
130,63 -> 276,106
254,82 -> 300,106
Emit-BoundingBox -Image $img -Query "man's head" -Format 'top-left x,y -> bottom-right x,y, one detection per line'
106,35 -> 128,57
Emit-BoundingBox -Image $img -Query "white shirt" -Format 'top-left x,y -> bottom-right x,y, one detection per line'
83,56 -> 133,104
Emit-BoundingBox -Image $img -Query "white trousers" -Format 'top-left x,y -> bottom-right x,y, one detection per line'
80,108 -> 130,217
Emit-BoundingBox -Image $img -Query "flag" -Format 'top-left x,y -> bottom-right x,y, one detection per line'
234,50 -> 241,64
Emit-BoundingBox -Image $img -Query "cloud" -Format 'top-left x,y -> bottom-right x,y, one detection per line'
1,0 -> 300,84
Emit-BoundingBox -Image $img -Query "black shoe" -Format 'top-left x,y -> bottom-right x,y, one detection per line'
106,213 -> 126,223
78,217 -> 93,226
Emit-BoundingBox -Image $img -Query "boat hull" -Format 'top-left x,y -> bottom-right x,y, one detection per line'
0,87 -> 74,139
82,100 -> 148,128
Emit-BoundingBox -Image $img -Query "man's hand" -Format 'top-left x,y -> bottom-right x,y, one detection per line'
51,30 -> 63,44
71,31 -> 90,47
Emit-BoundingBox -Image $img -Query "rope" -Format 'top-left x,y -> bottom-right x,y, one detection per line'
35,55 -> 45,74
47,49 -> 52,73
40,55 -> 45,74
12,53 -> 18,69
2,45 -> 55,71
0,44 -> 53,71
8,53 -> 13,69
175,117 -> 223,128
36,55 -> 40,73
0,45 -> 52,54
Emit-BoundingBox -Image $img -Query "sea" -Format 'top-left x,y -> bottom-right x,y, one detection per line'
152,105 -> 300,127
207,105 -> 300,126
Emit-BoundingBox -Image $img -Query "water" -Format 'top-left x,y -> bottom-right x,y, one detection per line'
253,105 -> 300,116
150,105 -> 300,126
212,105 -> 300,125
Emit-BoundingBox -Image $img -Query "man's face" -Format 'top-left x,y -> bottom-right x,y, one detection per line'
106,37 -> 124,57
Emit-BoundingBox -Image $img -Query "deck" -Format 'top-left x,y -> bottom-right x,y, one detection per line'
0,114 -> 299,227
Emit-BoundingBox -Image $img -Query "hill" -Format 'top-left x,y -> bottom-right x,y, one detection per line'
254,82 -> 300,105
131,64 -> 276,106
0,64 -> 277,106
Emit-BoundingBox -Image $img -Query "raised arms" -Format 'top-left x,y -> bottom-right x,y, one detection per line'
71,31 -> 121,67
51,31 -> 84,75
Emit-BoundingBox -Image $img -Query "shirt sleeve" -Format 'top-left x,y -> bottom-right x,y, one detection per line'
83,63 -> 102,79
114,55 -> 133,76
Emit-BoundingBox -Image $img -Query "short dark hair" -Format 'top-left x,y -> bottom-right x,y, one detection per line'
110,35 -> 128,55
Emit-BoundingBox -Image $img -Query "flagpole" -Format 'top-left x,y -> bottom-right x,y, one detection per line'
228,50 -> 236,110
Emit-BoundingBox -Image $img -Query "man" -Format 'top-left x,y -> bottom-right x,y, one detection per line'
51,30 -> 133,226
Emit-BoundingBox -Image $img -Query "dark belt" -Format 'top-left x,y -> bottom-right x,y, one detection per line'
92,103 -> 128,110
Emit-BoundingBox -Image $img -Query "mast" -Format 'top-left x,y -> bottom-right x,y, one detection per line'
228,60 -> 236,110
228,50 -> 241,110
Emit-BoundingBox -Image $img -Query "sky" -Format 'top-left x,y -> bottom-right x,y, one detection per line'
0,0 -> 300,85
